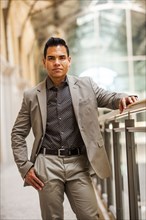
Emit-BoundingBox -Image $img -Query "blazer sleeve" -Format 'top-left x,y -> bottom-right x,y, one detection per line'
11,91 -> 33,179
89,77 -> 128,109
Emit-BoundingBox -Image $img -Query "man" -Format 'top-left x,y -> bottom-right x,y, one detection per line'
11,37 -> 137,220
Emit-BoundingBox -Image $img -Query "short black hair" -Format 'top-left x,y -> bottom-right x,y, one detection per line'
43,37 -> 69,58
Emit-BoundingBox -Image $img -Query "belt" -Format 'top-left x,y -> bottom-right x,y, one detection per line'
39,147 -> 81,157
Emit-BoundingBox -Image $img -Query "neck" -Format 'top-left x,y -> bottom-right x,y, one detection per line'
49,76 -> 66,86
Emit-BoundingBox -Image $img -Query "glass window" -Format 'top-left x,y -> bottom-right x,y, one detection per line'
69,19 -> 96,75
99,9 -> 127,57
131,11 -> 146,56
68,5 -> 145,96
134,61 -> 146,93
105,62 -> 128,91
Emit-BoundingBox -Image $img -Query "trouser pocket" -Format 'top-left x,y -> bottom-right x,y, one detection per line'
34,154 -> 48,183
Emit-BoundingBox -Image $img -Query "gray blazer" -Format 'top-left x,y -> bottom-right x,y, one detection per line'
11,75 -> 127,180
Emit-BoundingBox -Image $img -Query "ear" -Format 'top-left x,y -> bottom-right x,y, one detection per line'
68,56 -> 71,67
42,58 -> 46,67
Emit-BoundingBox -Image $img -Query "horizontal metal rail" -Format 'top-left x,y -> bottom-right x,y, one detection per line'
99,99 -> 146,124
105,127 -> 146,133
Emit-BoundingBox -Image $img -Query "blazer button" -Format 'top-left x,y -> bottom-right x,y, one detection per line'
80,126 -> 84,131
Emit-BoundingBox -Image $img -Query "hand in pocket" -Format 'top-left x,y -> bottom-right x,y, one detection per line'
25,167 -> 45,191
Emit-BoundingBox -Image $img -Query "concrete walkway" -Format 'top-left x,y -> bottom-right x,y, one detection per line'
0,164 -> 76,220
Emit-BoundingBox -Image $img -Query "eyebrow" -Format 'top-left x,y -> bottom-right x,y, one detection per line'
47,55 -> 67,58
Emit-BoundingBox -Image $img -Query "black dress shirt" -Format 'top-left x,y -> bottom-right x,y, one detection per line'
41,76 -> 85,151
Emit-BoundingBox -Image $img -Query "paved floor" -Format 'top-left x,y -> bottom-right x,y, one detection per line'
0,164 -> 76,220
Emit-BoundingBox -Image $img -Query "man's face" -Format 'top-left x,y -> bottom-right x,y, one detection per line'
43,45 -> 71,84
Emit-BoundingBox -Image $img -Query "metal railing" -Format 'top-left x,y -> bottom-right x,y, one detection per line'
96,99 -> 146,220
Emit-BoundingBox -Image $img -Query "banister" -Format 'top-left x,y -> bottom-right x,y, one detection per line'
97,99 -> 146,220
99,99 -> 146,124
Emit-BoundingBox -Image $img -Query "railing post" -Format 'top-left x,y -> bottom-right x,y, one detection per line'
112,121 -> 123,220
125,119 -> 139,220
104,123 -> 113,207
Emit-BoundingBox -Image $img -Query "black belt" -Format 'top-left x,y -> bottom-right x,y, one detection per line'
39,147 -> 81,157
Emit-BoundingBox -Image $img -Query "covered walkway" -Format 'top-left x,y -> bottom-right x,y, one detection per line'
1,1 -> 146,220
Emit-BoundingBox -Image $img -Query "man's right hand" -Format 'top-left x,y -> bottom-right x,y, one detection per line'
25,167 -> 44,191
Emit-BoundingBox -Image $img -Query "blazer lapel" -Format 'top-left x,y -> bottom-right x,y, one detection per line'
68,76 -> 79,120
37,80 -> 47,134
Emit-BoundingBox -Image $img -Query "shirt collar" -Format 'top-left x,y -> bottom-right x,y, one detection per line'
46,76 -> 68,90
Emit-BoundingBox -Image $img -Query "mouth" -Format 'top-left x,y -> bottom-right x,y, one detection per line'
52,68 -> 62,71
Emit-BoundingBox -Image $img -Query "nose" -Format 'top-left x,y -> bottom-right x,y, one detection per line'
54,58 -> 60,65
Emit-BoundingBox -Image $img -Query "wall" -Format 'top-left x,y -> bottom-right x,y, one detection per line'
0,0 -> 39,164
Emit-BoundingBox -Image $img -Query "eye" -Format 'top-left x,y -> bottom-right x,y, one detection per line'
47,56 -> 55,61
60,55 -> 66,60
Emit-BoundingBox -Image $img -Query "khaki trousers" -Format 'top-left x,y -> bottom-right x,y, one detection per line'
34,153 -> 99,220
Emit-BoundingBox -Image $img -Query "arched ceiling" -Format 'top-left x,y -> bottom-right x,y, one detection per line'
30,0 -> 82,45
12,0 -> 91,47
2,0 -> 146,50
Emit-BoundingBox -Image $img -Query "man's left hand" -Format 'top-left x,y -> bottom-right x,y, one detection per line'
119,96 -> 138,113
